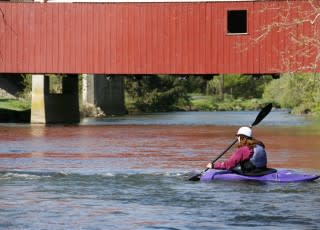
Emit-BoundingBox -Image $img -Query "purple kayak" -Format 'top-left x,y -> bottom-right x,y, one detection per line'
200,168 -> 320,182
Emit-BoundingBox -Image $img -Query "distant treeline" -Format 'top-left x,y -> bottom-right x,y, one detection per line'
15,73 -> 320,116
125,73 -> 320,116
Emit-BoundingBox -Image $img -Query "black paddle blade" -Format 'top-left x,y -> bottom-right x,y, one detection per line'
188,173 -> 201,181
187,168 -> 209,181
251,103 -> 272,127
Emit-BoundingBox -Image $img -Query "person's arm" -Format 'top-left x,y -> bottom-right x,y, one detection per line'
209,146 -> 252,170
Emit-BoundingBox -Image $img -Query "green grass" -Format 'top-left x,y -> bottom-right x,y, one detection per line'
190,95 -> 269,111
0,98 -> 31,111
190,95 -> 217,111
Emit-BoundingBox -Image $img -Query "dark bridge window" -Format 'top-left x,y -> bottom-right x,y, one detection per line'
227,10 -> 247,34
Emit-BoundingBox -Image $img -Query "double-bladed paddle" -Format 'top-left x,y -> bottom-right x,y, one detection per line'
188,103 -> 273,181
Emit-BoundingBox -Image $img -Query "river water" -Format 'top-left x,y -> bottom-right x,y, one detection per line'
1,110 -> 319,229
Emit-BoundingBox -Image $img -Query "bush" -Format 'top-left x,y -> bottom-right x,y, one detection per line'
263,73 -> 320,115
125,75 -> 191,112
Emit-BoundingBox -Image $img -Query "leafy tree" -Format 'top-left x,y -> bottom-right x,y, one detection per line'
208,75 -> 272,100
125,75 -> 190,112
263,73 -> 320,114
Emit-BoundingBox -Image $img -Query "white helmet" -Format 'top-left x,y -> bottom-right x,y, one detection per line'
237,126 -> 252,138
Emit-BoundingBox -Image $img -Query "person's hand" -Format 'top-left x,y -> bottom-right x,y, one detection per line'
206,162 -> 213,169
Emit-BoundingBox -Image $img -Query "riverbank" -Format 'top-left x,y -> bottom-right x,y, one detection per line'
0,96 -> 280,123
0,98 -> 30,122
189,95 -> 269,111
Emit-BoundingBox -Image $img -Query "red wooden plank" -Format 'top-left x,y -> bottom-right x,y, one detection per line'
194,3 -> 200,73
65,4 -> 72,73
87,4 -> 95,73
203,3 -> 210,73
264,3 -> 273,73
167,4 -> 175,73
39,4 -> 47,73
57,4 -> 63,73
159,4 -> 165,74
119,3 -> 126,74
34,4 -> 43,73
5,4 -> 12,72
0,4 -> 6,71
126,4 -> 134,73
253,2 -> 261,73
171,4 -> 178,73
26,4 -> 32,73
67,4 -> 76,73
122,4 -> 129,74
220,2 -> 227,73
162,4 -> 170,73
109,4 -> 115,73
63,5 -> 71,73
198,3 -> 205,73
114,4 -> 122,73
302,14 -> 313,72
80,4 -> 87,72
270,1 -> 280,73
45,5 -> 53,73
246,2 -> 254,74
50,4 -> 58,73
153,3 -> 158,73
211,3 -> 218,73
93,4 -> 100,73
189,3 -> 196,74
145,4 -> 152,73
70,5 -> 83,73
156,3 -> 162,73
11,3 -> 19,72
181,4 -> 189,73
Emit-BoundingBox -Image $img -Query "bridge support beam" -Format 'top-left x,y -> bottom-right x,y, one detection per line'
82,74 -> 127,115
31,74 -> 80,124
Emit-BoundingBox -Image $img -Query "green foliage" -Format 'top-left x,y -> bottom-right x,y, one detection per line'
263,73 -> 320,115
191,95 -> 268,111
21,74 -> 32,92
184,76 -> 209,94
125,74 -> 273,113
208,75 -> 273,100
0,98 -> 30,111
125,75 -> 191,112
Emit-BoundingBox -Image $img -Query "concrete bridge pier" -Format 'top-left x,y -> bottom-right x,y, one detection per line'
31,74 -> 80,124
82,74 -> 127,115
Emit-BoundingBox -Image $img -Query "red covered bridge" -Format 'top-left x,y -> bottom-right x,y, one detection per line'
0,0 -> 319,123
1,0 -> 319,74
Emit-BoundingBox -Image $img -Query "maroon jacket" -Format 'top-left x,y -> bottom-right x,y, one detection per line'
213,146 -> 253,170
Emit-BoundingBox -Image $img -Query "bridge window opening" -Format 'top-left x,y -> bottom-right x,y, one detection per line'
227,10 -> 247,34
48,75 -> 63,94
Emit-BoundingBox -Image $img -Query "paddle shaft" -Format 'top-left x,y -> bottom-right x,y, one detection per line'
202,138 -> 238,174
210,138 -> 238,165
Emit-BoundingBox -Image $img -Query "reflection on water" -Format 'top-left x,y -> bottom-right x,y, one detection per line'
0,110 -> 319,229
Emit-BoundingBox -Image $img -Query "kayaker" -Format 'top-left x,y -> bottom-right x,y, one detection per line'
206,126 -> 268,173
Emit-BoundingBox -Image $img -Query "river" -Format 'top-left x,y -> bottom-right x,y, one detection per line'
0,110 -> 319,229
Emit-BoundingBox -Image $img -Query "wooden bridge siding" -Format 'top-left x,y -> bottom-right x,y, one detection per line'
0,1 -> 317,74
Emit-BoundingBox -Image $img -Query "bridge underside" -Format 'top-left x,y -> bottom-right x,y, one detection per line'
31,75 -> 80,123
30,74 -> 126,124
